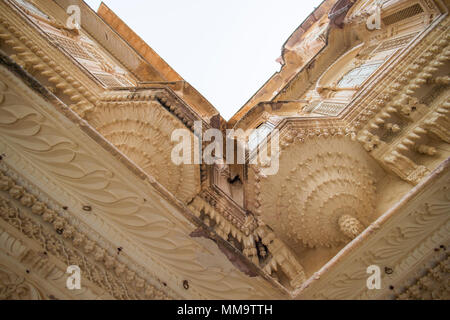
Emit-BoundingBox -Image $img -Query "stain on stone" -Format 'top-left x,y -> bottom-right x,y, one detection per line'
190,226 -> 257,277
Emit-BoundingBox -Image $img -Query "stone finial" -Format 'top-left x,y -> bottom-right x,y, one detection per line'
338,214 -> 364,239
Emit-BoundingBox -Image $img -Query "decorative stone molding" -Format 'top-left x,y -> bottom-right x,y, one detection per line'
0,264 -> 46,300
0,169 -> 171,300
395,252 -> 449,300
240,12 -> 450,192
255,224 -> 307,289
188,196 -> 249,241
0,0 -> 99,116
232,3 -> 449,191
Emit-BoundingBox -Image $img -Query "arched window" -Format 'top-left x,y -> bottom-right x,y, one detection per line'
337,62 -> 382,88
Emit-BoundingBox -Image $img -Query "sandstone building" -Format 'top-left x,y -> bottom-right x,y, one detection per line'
0,0 -> 448,299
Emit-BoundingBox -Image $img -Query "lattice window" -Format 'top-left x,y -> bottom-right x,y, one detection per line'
248,122 -> 275,151
51,34 -> 94,61
337,62 -> 382,88
374,32 -> 419,53
311,102 -> 347,116
92,73 -> 133,87
49,34 -> 134,87
115,74 -> 133,86
83,43 -> 108,63
13,0 -> 49,19
382,4 -> 424,26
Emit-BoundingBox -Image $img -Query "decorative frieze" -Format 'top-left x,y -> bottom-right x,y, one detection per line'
0,169 -> 171,300
395,253 -> 449,300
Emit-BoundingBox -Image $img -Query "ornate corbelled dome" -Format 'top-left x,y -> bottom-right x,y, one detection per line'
250,136 -> 380,248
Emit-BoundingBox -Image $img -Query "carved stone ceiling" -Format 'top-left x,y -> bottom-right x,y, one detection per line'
85,95 -> 201,204
248,136 -> 384,249
295,160 -> 449,299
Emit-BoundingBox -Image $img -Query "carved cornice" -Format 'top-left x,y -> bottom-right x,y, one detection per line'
394,251 -> 449,300
97,86 -> 210,132
188,194 -> 308,292
344,19 -> 449,131
353,17 -> 450,184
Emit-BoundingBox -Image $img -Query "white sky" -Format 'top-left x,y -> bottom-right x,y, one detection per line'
84,0 -> 323,120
